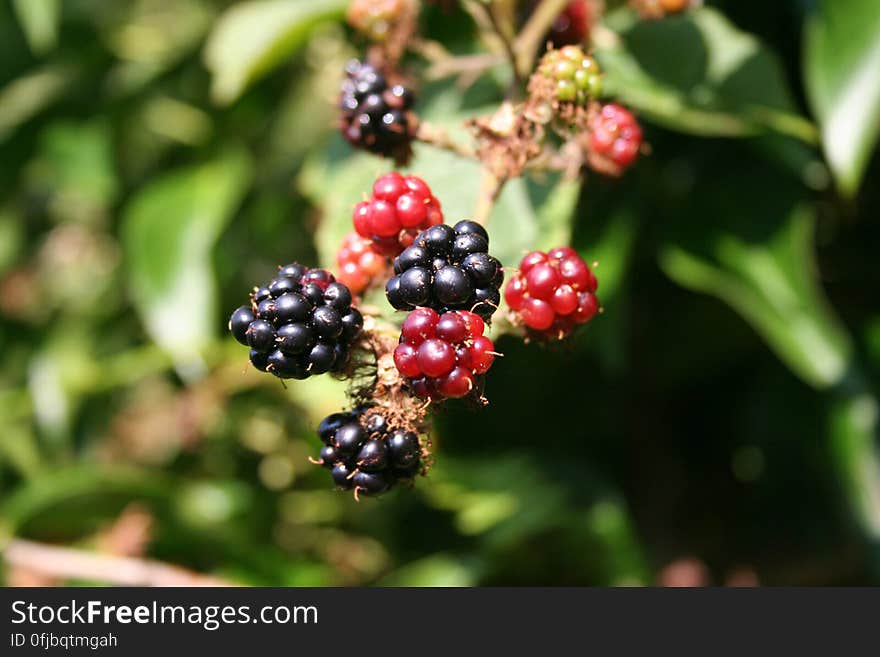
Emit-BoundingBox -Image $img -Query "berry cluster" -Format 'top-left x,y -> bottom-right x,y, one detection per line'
504,247 -> 599,337
353,173 -> 444,257
386,221 -> 503,321
588,103 -> 643,170
336,232 -> 387,295
394,308 -> 495,400
339,60 -> 416,163
537,45 -> 601,105
229,265 -> 364,379
315,407 -> 422,498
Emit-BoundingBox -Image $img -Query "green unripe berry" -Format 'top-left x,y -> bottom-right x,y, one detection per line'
574,68 -> 591,90
535,46 -> 603,106
554,60 -> 577,81
556,80 -> 577,102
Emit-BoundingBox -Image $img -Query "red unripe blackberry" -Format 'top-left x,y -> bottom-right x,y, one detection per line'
417,339 -> 456,378
401,306 -> 438,344
524,263 -> 561,300
588,103 -> 643,172
520,251 -> 549,274
393,342 -> 421,377
521,297 -> 555,331
373,171 -> 407,199
436,366 -> 474,398
312,407 -> 424,498
395,308 -> 496,401
353,173 -> 444,257
504,248 -> 600,339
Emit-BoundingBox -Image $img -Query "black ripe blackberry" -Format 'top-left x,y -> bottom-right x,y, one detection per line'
386,220 -> 503,320
313,407 -> 424,499
339,59 -> 416,164
229,265 -> 363,380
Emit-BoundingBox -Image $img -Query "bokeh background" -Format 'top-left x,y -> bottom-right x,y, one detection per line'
0,0 -> 878,586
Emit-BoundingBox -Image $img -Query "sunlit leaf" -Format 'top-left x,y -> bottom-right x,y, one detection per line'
659,167 -> 851,388
12,0 -> 59,55
597,7 -> 816,142
804,0 -> 880,196
204,0 -> 347,105
828,391 -> 880,543
379,554 -> 476,586
122,151 -> 252,373
0,66 -> 71,141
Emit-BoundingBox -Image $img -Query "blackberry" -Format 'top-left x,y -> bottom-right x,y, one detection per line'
313,407 -> 424,499
339,60 -> 417,164
229,264 -> 363,379
394,308 -> 496,401
504,246 -> 599,339
386,220 -> 503,321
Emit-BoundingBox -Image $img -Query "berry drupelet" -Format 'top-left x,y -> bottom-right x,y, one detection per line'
504,247 -> 599,338
588,103 -> 643,171
336,232 -> 388,295
314,407 -> 423,498
394,308 -> 496,401
385,220 -> 504,321
339,59 -> 416,164
353,173 -> 444,257
229,264 -> 364,379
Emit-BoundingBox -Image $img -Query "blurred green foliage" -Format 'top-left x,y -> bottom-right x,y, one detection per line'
0,0 -> 878,586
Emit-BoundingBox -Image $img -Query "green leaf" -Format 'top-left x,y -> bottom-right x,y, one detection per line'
0,65 -> 72,142
122,151 -> 252,372
204,0 -> 347,105
804,0 -> 880,197
28,120 -> 119,223
597,7 -> 816,142
828,390 -> 880,544
379,554 -> 476,586
12,0 -> 59,55
658,167 -> 851,389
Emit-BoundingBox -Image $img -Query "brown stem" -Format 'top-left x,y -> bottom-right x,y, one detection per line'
2,538 -> 234,586
423,53 -> 506,82
513,0 -> 571,78
461,0 -> 522,86
415,122 -> 477,159
473,170 -> 507,225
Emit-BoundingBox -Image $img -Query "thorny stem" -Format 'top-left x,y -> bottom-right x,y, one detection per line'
424,52 -> 506,83
415,122 -> 476,159
513,0 -> 571,78
461,0 -> 523,87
